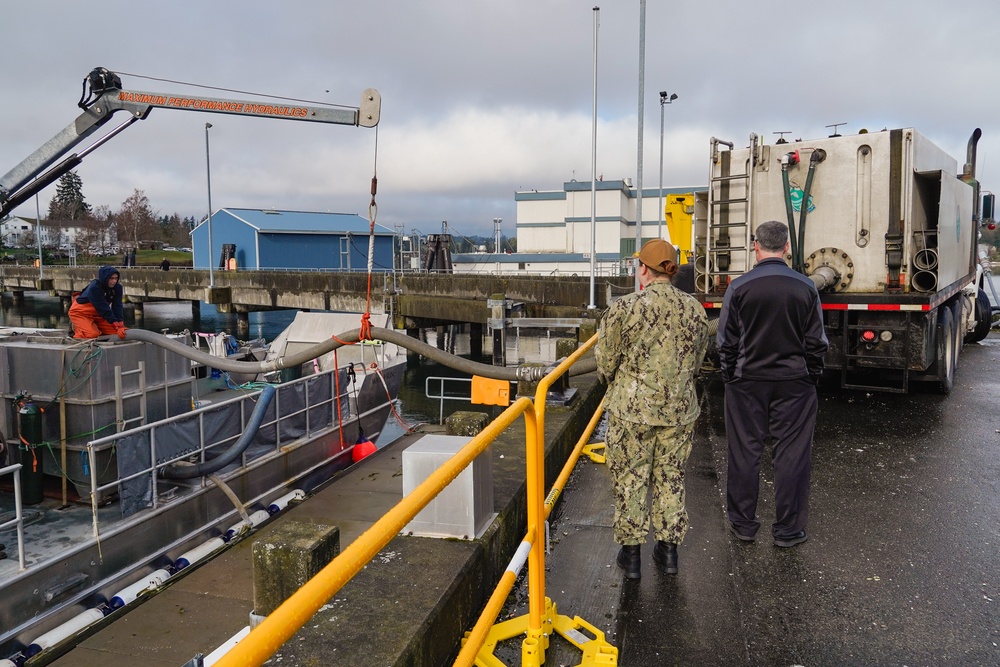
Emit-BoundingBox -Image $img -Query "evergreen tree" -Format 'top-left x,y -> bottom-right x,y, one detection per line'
47,171 -> 91,220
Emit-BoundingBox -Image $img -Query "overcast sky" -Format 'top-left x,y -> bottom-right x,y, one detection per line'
2,1 -> 997,238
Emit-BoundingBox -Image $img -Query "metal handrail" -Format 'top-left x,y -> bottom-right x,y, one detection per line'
84,366 -> 347,534
453,396 -> 605,666
425,376 -> 473,424
0,463 -> 27,570
524,333 -> 597,640
214,396 -> 538,667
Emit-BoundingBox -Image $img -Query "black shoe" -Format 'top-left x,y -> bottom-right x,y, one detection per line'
651,541 -> 678,574
616,545 -> 641,579
729,523 -> 756,542
773,531 -> 808,548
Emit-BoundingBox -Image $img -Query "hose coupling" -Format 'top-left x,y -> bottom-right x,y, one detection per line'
781,150 -> 800,167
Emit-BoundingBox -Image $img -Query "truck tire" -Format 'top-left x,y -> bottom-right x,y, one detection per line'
964,288 -> 992,344
937,307 -> 956,394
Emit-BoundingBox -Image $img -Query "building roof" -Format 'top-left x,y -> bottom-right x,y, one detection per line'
515,181 -> 702,201
453,251 -> 621,264
208,208 -> 394,235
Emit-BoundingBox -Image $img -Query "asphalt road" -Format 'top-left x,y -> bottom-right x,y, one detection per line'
502,335 -> 1000,667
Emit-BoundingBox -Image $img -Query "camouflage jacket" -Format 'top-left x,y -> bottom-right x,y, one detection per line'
596,280 -> 709,426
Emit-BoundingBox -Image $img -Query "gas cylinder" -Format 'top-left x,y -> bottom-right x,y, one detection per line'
17,396 -> 44,505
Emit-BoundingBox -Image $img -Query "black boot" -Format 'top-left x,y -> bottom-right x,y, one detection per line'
652,541 -> 678,574
616,544 -> 641,579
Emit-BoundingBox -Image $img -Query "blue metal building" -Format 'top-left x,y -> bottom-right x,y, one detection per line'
190,208 -> 395,271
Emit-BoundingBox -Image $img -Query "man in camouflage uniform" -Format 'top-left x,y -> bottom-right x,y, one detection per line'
596,239 -> 709,579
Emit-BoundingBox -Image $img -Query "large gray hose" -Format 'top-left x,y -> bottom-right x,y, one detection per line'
161,384 -> 276,479
124,327 -> 595,382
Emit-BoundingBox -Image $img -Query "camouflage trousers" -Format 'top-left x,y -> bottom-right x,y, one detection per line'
606,414 -> 695,546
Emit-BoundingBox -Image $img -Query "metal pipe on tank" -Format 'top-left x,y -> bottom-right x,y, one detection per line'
808,265 -> 840,292
914,248 -> 939,271
695,273 -> 714,293
912,270 -> 938,293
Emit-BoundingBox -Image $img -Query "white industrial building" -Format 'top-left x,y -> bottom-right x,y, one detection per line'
0,215 -> 117,252
451,179 -> 699,276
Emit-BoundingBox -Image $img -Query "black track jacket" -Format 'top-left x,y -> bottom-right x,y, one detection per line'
716,257 -> 829,382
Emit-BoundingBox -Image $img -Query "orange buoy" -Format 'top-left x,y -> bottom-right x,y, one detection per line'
352,434 -> 377,462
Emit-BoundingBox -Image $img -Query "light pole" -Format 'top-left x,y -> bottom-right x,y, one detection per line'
657,91 -> 678,242
589,5 -> 599,309
634,0 -> 647,291
205,122 -> 214,287
35,193 -> 42,279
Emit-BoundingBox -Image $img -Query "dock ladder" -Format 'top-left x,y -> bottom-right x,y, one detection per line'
698,135 -> 758,294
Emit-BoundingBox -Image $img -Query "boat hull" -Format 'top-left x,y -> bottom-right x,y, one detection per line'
0,356 -> 404,660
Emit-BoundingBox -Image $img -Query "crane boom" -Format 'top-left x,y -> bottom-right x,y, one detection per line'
0,67 -> 380,217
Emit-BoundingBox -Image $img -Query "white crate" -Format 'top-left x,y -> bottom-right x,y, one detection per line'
402,434 -> 495,540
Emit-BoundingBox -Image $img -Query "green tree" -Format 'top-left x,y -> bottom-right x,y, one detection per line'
158,213 -> 189,247
47,171 -> 91,220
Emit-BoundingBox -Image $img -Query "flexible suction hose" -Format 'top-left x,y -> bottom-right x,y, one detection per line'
781,164 -> 798,265
124,327 -> 596,383
795,149 -> 826,272
796,164 -> 816,271
160,384 -> 276,479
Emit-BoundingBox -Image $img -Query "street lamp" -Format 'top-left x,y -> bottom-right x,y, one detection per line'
658,91 -> 678,241
35,193 -> 43,279
205,122 -> 214,287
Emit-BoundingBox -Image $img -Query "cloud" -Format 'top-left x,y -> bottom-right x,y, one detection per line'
2,1 -> 999,236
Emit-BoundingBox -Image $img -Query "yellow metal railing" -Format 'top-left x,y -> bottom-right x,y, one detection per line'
453,334 -> 616,667
215,333 -> 615,667
214,395 -> 536,667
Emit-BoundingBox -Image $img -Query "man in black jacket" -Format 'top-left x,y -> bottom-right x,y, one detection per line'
716,220 -> 828,548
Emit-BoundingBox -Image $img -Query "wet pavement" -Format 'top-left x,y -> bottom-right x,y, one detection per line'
499,336 -> 1000,666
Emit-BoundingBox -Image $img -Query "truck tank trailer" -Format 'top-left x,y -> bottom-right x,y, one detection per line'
694,128 -> 994,393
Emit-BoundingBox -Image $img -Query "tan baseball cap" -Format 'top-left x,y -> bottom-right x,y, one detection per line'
635,239 -> 677,272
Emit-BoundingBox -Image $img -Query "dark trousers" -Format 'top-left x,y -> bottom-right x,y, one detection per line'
724,378 -> 817,538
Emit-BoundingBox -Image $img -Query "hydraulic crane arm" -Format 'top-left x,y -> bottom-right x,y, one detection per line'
0,67 -> 380,218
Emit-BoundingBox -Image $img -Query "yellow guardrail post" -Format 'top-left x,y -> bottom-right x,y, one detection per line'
457,390 -> 613,667
461,333 -> 616,667
523,333 -> 618,667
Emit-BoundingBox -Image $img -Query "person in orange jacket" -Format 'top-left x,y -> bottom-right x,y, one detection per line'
68,266 -> 128,339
